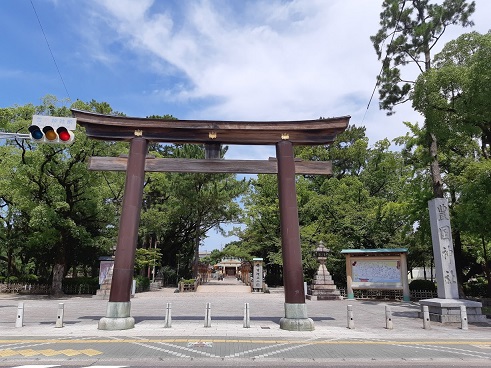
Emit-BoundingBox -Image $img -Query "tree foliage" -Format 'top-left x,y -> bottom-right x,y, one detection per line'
371,0 -> 475,113
0,96 -> 127,294
371,0 -> 475,198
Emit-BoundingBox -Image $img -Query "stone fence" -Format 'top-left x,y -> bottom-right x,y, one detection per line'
0,282 -> 97,295
178,279 -> 200,292
338,287 -> 438,301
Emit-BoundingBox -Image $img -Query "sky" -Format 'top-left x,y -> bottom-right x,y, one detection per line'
1,0 -> 490,251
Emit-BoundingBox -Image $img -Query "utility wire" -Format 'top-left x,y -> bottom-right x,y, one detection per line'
30,0 -> 72,101
362,0 -> 406,124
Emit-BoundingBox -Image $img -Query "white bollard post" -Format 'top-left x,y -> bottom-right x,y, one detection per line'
164,303 -> 172,328
385,305 -> 393,330
131,279 -> 136,297
422,305 -> 431,330
204,302 -> 211,327
243,303 -> 250,328
460,305 -> 468,330
15,302 -> 24,328
347,304 -> 355,329
55,303 -> 64,328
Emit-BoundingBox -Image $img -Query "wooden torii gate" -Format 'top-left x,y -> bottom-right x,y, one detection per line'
72,109 -> 350,331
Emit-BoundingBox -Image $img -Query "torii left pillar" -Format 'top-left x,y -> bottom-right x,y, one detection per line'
99,137 -> 148,330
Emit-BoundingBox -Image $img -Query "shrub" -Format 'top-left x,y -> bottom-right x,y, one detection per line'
135,275 -> 150,291
62,277 -> 99,294
20,274 -> 39,283
409,279 -> 436,291
464,278 -> 489,297
7,276 -> 19,283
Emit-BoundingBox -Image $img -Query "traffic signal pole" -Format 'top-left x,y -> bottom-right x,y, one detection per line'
99,136 -> 148,330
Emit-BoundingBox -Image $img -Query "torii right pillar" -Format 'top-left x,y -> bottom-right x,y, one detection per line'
276,140 -> 314,331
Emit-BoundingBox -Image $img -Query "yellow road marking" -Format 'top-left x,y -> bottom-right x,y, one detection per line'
0,348 -> 103,357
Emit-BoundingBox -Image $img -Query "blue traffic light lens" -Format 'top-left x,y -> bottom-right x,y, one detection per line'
28,125 -> 44,140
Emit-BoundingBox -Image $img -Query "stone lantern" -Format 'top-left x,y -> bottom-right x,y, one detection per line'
306,241 -> 342,300
315,241 -> 329,261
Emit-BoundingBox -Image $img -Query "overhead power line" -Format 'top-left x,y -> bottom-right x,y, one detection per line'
30,0 -> 72,101
362,0 -> 406,124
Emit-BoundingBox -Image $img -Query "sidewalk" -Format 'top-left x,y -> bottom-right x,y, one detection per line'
0,278 -> 490,341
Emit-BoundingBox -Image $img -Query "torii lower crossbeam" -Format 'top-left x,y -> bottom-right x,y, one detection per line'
88,156 -> 332,175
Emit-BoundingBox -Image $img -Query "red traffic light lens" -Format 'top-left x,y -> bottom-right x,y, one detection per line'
57,127 -> 71,141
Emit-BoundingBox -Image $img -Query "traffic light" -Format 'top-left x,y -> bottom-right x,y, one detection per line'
28,115 -> 76,144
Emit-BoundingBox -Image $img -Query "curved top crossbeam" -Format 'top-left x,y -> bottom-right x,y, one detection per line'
71,109 -> 350,145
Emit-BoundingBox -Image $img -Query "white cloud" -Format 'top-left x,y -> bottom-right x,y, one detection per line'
74,0 -> 490,249
85,1 -> 489,142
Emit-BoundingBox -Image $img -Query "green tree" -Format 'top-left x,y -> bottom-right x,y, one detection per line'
0,96 -> 126,294
371,0 -> 475,198
410,31 -> 491,293
238,128 -> 413,285
140,143 -> 248,279
457,160 -> 491,295
413,31 -> 491,158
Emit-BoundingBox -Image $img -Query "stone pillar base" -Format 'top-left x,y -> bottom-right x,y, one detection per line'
98,301 -> 135,330
419,298 -> 488,323
279,303 -> 315,331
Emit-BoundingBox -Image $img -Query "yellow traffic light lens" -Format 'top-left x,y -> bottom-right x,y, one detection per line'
43,126 -> 57,141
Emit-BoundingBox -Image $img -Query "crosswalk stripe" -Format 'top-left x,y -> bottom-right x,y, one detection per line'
10,366 -> 128,368
10,365 -> 60,368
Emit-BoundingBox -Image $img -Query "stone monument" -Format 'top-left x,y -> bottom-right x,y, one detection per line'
306,242 -> 342,300
420,198 -> 486,322
252,258 -> 264,292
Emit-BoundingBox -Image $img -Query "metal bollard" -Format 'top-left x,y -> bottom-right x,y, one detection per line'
164,303 -> 172,328
385,305 -> 393,330
204,302 -> 211,327
422,305 -> 431,329
460,305 -> 468,330
15,302 -> 24,328
347,305 -> 354,329
243,303 -> 250,328
55,303 -> 64,328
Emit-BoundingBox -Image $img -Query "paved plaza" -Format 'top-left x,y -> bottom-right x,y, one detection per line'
0,278 -> 490,365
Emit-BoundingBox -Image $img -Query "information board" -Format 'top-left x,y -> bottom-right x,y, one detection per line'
351,259 -> 402,288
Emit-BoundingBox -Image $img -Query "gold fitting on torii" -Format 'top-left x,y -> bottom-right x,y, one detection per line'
209,131 -> 217,139
134,129 -> 143,137
281,133 -> 290,140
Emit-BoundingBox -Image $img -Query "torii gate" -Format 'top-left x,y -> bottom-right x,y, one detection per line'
72,109 -> 349,331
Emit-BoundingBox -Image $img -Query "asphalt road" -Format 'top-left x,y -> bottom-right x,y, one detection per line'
0,336 -> 490,366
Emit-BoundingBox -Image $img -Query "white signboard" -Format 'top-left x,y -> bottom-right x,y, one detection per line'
32,115 -> 77,130
352,259 -> 402,288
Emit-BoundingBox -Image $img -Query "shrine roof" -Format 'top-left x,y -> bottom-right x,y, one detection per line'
340,248 -> 408,254
71,109 -> 350,145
